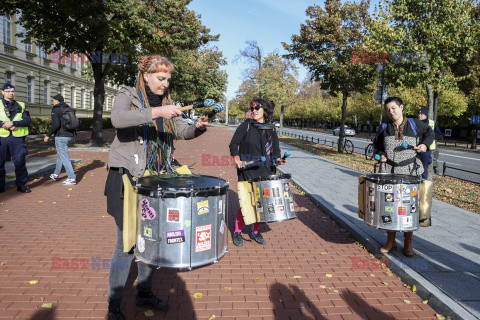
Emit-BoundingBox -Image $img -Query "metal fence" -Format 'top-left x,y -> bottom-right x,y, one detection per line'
282,130 -> 480,184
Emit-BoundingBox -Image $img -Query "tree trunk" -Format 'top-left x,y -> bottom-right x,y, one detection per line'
279,105 -> 285,136
89,53 -> 109,147
338,89 -> 348,153
426,83 -> 434,118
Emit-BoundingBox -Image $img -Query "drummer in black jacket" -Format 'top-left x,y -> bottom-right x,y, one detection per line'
373,97 -> 434,257
229,98 -> 286,246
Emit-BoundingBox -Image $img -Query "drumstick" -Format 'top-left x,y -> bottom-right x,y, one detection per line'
177,99 -> 215,112
241,156 -> 266,168
282,151 -> 290,160
201,103 -> 225,121
402,142 -> 415,150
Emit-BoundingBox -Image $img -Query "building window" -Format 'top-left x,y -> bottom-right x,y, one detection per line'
111,96 -> 115,109
104,95 -> 108,110
70,87 -> 75,107
90,91 -> 94,109
25,39 -> 32,53
3,15 -> 11,45
43,81 -> 50,104
80,89 -> 85,108
5,72 -> 14,86
57,83 -> 64,96
27,78 -> 34,103
38,45 -> 47,59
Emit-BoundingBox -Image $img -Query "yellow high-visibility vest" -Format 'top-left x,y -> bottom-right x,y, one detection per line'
428,119 -> 436,150
0,101 -> 29,138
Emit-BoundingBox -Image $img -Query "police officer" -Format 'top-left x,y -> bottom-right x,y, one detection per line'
0,83 -> 31,193
418,108 -> 442,176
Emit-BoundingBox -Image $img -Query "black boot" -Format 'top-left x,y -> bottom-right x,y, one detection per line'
136,291 -> 169,311
107,297 -> 125,320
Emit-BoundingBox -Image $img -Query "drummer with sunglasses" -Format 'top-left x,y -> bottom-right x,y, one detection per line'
229,98 -> 286,246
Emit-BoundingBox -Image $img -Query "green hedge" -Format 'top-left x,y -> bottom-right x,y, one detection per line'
29,117 -> 113,135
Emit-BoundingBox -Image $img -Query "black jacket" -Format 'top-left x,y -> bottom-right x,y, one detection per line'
46,102 -> 74,138
229,119 -> 281,182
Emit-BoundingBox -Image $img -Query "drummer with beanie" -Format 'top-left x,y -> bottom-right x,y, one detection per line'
373,97 -> 434,257
0,82 -> 32,193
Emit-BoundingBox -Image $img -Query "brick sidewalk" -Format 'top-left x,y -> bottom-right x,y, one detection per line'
0,126 -> 438,319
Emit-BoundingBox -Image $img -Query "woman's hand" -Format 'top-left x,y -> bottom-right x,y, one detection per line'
43,136 -> 49,143
151,105 -> 183,120
414,144 -> 427,153
380,155 -> 387,163
277,158 -> 287,165
195,116 -> 208,130
233,155 -> 245,168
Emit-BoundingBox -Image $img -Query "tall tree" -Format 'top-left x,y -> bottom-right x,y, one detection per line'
369,0 -> 476,124
283,0 -> 375,152
2,0 -> 217,146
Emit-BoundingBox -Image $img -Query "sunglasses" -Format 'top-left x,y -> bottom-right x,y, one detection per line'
250,105 -> 261,111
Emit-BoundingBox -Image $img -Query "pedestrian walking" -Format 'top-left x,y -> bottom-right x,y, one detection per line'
44,94 -> 76,185
0,83 -> 31,193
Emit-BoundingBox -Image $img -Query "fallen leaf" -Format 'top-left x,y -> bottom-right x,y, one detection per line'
41,302 -> 52,309
29,280 -> 39,284
287,267 -> 291,269
319,285 -> 326,289
144,310 -> 154,317
369,274 -> 375,277
68,188 -> 73,191
255,277 -> 261,280
325,274 -> 333,278
67,195 -> 71,197
422,300 -> 428,304
193,292 -> 203,299
320,252 -> 327,255
435,314 -> 446,320
382,282 -> 388,285
333,289 -> 339,293
0,261 -> 6,265
208,316 -> 216,320
293,276 -> 302,279
411,284 -> 417,292
404,300 -> 411,304
38,201 -> 43,203
224,287 -> 231,291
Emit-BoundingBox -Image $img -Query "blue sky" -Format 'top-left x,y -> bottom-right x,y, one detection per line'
188,0 -> 379,100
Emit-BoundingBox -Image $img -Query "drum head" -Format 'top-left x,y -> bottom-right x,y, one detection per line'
250,173 -> 291,182
364,173 -> 421,184
137,175 -> 228,198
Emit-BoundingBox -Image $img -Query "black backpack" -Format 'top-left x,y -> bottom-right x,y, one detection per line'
61,105 -> 80,131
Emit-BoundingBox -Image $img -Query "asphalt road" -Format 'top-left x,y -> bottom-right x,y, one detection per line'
228,125 -> 480,183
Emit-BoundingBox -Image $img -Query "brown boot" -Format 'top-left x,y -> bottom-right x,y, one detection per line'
380,231 -> 397,253
403,232 -> 414,257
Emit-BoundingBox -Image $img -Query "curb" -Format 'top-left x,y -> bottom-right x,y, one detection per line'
278,164 -> 479,320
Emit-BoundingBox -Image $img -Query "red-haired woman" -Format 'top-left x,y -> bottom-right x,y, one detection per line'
104,55 -> 207,320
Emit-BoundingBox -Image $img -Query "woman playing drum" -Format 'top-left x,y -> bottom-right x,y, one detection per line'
373,97 -> 434,257
229,98 -> 286,246
104,55 -> 208,320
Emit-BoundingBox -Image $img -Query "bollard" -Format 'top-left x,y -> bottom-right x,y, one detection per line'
442,162 -> 447,176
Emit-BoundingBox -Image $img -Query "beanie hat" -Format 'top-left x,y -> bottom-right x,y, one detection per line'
419,108 -> 429,117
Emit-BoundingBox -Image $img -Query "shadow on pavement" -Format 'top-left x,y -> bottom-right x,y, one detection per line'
342,290 -> 394,320
270,283 -> 326,320
28,306 -> 56,320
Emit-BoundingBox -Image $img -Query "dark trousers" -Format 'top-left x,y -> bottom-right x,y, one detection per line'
418,151 -> 432,180
0,135 -> 28,189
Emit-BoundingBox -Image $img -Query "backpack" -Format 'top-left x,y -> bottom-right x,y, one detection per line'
60,105 -> 79,131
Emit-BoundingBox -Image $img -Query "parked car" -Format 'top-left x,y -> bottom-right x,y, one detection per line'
273,121 -> 280,128
332,126 -> 356,136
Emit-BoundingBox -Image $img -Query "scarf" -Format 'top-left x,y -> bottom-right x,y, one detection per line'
252,120 -> 274,162
393,117 -> 408,140
134,72 -> 177,175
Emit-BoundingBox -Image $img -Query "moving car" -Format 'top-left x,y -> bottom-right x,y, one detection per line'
332,125 -> 356,136
273,121 -> 280,128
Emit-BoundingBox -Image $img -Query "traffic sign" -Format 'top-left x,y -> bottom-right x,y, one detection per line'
374,89 -> 389,104
471,115 -> 480,125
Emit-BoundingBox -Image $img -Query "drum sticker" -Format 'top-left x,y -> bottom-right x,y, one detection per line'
255,188 -> 261,199
263,188 -> 270,198
273,188 -> 280,198
137,235 -> 145,253
166,230 -> 185,244
219,220 -> 225,234
377,184 -> 393,192
394,197 -> 401,203
218,200 -> 223,214
256,201 -> 264,213
275,198 -> 282,205
403,199 -> 411,204
368,187 -> 375,196
403,216 -> 413,228
289,202 -> 295,212
406,188 -> 411,194
385,206 -> 394,213
276,205 -> 285,214
140,198 -> 156,220
197,200 -> 209,215
284,192 -> 289,200
267,204 -> 275,214
195,224 -> 212,252
167,208 -> 181,223
381,215 -> 392,224
185,220 -> 191,227
397,185 -> 407,195
411,203 -> 417,213
143,227 -> 152,238
385,193 -> 394,202
397,206 -> 407,215
411,190 -> 418,197
369,201 -> 376,212
289,182 -> 294,191
284,183 -> 289,192
289,196 -> 294,202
